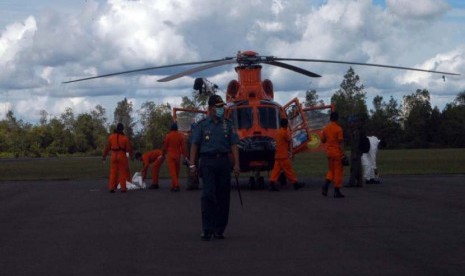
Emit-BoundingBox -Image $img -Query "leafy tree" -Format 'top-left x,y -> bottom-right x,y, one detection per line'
367,96 -> 403,148
331,67 -> 368,135
47,118 -> 75,155
180,83 -> 213,110
180,96 -> 196,109
0,119 -> 10,153
439,92 -> 465,147
90,105 -> 109,151
402,89 -> 432,148
2,111 -> 32,157
453,91 -> 465,106
303,89 -> 325,107
39,110 -> 49,125
113,98 -> 136,139
137,101 -> 172,150
74,113 -> 99,153
29,124 -> 54,155
60,107 -> 75,131
6,110 -> 19,127
428,106 -> 442,147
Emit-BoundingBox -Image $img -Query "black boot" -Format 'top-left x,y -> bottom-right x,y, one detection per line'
322,179 -> 330,196
293,182 -> 304,190
334,188 -> 345,198
148,184 -> 159,189
201,231 -> 212,241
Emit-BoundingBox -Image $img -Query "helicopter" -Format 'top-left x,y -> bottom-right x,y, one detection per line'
64,50 -> 459,188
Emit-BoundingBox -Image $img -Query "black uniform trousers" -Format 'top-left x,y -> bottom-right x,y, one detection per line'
199,155 -> 231,234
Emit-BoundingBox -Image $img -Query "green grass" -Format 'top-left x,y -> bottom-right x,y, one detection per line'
375,148 -> 465,175
0,157 -> 176,181
1,148 -> 464,181
295,148 -> 465,176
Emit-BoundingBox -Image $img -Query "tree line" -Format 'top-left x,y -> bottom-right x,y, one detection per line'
1,67 -> 464,157
0,98 -> 173,157
306,67 -> 465,149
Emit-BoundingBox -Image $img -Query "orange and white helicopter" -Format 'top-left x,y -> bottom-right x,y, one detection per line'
65,50 -> 459,188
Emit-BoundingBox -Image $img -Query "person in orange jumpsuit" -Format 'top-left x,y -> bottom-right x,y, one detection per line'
135,149 -> 165,189
162,122 -> 187,192
269,118 -> 304,191
321,112 -> 345,198
102,123 -> 134,193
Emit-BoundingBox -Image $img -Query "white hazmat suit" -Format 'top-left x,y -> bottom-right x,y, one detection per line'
361,136 -> 380,183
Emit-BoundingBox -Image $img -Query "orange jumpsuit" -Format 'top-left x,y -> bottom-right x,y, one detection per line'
270,128 -> 298,184
163,130 -> 187,189
141,149 -> 164,185
103,133 -> 133,191
321,121 -> 344,188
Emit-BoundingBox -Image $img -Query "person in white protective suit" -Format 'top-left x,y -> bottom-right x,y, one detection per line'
361,136 -> 381,184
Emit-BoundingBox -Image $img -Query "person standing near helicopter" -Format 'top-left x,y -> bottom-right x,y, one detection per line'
189,95 -> 240,241
162,122 -> 187,192
321,112 -> 345,198
269,118 -> 304,191
102,123 -> 134,193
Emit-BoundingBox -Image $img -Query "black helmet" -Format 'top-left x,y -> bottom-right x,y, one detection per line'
116,123 -> 124,133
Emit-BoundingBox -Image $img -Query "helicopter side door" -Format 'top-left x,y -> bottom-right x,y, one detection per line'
283,98 -> 311,154
302,104 -> 334,151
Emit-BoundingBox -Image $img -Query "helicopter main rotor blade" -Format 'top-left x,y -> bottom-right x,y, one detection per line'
62,59 -> 231,84
274,58 -> 460,76
157,58 -> 237,82
263,61 -> 321,78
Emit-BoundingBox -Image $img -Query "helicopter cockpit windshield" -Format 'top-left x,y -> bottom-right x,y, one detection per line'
258,106 -> 279,129
230,106 -> 253,129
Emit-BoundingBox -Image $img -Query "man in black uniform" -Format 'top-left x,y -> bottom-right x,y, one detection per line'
185,123 -> 200,190
189,95 -> 240,241
345,114 -> 365,187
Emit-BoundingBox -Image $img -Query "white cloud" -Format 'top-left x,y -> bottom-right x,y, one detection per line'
0,0 -> 464,123
0,102 -> 12,120
14,96 -> 96,122
387,0 -> 450,20
396,46 -> 465,87
256,20 -> 284,32
0,16 -> 37,63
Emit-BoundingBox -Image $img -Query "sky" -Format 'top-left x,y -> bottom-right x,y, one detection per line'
1,0 -> 464,124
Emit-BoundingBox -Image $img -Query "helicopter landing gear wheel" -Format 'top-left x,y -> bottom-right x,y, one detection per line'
249,176 -> 256,190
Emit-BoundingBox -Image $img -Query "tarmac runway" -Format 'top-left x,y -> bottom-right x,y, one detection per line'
1,175 -> 464,276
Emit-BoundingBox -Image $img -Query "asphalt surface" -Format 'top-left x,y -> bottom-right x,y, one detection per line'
1,175 -> 464,276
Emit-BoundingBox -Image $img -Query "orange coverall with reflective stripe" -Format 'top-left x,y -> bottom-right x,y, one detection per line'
103,133 -> 133,191
141,149 -> 164,185
321,121 -> 344,188
163,131 -> 187,188
270,128 -> 298,184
